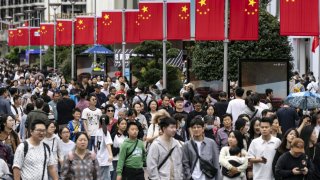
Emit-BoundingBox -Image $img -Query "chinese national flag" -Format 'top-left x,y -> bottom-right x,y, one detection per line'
56,20 -> 72,46
167,2 -> 190,40
280,0 -> 318,36
139,1 -> 163,40
30,27 -> 40,46
195,0 -> 224,40
229,0 -> 259,40
97,11 -> 122,44
126,10 -> 140,43
8,29 -> 16,46
75,17 -> 94,45
16,27 -> 29,46
40,23 -> 54,46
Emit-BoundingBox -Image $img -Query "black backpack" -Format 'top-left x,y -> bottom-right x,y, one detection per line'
137,95 -> 149,112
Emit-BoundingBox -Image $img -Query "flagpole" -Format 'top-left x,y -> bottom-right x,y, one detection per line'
70,0 -> 75,79
93,0 -> 97,67
222,0 -> 229,92
122,0 -> 126,78
35,6 -> 46,71
163,0 -> 167,89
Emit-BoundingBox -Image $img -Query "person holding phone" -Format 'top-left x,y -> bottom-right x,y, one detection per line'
275,138 -> 314,180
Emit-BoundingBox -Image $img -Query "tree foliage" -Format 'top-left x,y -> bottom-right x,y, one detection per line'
5,47 -> 24,64
130,41 -> 182,95
191,3 -> 292,81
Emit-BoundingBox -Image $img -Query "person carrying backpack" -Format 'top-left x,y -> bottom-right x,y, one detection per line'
132,87 -> 152,112
116,122 -> 146,180
12,119 -> 58,180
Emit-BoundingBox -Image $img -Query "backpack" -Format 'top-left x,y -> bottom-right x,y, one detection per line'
137,95 -> 149,112
23,141 -> 51,180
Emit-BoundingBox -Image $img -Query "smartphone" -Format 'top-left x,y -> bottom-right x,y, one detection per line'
297,168 -> 305,172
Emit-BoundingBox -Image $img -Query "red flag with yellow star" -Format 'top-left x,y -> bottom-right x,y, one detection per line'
40,23 -> 54,46
139,1 -> 163,40
97,11 -> 122,44
56,20 -> 72,46
229,0 -> 259,40
8,29 -> 17,46
167,1 -> 190,40
75,16 -> 94,45
30,27 -> 41,46
15,27 -> 29,46
195,0 -> 224,40
126,10 -> 141,43
280,0 -> 318,36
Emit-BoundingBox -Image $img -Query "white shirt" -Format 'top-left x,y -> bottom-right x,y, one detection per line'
247,136 -> 281,180
307,81 -> 319,93
192,140 -> 205,180
147,124 -> 160,139
95,129 -> 113,166
81,108 -> 102,136
57,139 -> 75,162
113,133 -> 127,160
13,140 -> 55,180
43,134 -> 60,165
226,98 -> 246,127
155,81 -> 164,91
0,158 -> 10,177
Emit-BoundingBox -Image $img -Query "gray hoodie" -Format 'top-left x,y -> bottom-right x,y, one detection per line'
147,137 -> 183,180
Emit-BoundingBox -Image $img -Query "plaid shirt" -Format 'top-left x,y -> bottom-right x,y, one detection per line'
60,150 -> 100,180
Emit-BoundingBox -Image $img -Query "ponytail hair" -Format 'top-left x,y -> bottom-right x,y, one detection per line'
99,114 -> 110,136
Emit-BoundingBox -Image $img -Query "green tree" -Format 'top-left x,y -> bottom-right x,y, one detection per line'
130,41 -> 182,95
5,47 -> 24,64
191,1 -> 293,81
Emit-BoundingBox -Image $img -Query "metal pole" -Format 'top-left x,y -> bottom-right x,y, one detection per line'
222,0 -> 229,92
71,2 -> 75,79
28,13 -> 31,65
39,11 -> 42,70
93,0 -> 97,63
162,0 -> 167,89
53,8 -> 57,73
121,0 -> 126,77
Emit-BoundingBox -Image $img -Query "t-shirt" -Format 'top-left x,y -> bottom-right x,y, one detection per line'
58,140 -> 75,162
192,141 -> 205,180
147,124 -> 160,139
43,134 -> 60,165
13,140 -> 55,180
95,129 -> 113,166
81,108 -> 102,136
247,136 -> 281,180
112,133 -> 127,161
226,98 -> 246,127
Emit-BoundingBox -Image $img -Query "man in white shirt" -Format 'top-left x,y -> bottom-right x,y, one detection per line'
11,95 -> 24,130
247,117 -> 281,180
13,119 -> 58,180
307,79 -> 319,93
226,87 -> 246,127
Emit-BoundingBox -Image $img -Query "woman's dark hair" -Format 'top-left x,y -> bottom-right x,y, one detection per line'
75,132 -> 89,142
99,115 -> 110,136
148,100 -> 158,111
58,127 -> 70,139
277,128 -> 299,153
126,108 -> 137,117
235,118 -> 246,131
245,96 -> 255,112
229,130 -> 244,150
0,114 -> 11,131
248,117 -> 261,141
42,103 -> 50,114
159,117 -> 177,131
300,125 -> 315,157
299,115 -> 311,126
24,103 -> 34,115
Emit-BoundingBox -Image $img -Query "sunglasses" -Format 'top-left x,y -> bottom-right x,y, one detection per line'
107,109 -> 115,112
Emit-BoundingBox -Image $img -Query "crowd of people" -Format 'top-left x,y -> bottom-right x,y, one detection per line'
0,59 -> 320,180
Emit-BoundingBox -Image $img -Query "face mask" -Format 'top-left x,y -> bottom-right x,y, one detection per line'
206,125 -> 214,130
180,120 -> 185,127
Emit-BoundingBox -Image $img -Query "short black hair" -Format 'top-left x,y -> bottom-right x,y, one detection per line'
260,117 -> 272,126
235,118 -> 246,131
229,146 -> 241,156
174,96 -> 184,103
74,132 -> 89,142
127,121 -> 138,130
115,94 -> 125,100
126,108 -> 137,117
159,117 -> 177,130
219,91 -> 227,98
265,89 -> 273,96
30,119 -> 47,131
222,113 -> 233,121
246,90 -> 253,97
190,117 -> 204,127
60,90 -> 69,96
72,108 -> 81,114
235,87 -> 244,97
35,98 -> 44,109
105,104 -> 116,111
261,109 -> 273,117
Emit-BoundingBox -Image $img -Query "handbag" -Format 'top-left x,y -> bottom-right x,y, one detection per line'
191,140 -> 217,178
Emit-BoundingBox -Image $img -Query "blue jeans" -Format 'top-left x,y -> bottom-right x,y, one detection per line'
100,166 -> 111,180
111,161 -> 118,180
88,136 -> 95,150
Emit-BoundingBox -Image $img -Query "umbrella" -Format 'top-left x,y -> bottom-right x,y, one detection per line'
82,45 -> 113,54
284,91 -> 320,109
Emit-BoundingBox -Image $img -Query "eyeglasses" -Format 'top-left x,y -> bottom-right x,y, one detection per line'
34,129 -> 46,133
107,109 -> 115,112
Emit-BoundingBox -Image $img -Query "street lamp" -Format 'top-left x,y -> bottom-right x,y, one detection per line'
35,6 -> 46,71
69,0 -> 76,79
49,3 -> 61,73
